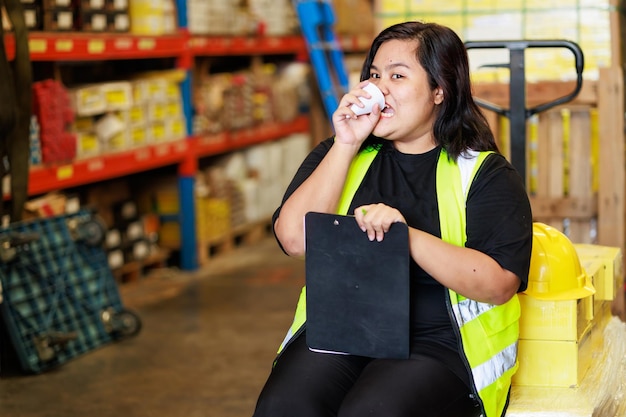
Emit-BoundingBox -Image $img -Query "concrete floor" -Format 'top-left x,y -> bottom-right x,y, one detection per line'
0,237 -> 305,417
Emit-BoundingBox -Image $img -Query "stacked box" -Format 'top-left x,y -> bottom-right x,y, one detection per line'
73,0 -> 106,32
243,141 -> 285,221
334,0 -> 375,39
129,0 -> 176,35
69,75 -> 184,156
280,133 -> 311,189
73,0 -> 129,32
19,0 -> 43,30
70,81 -> 133,154
513,243 -> 623,388
105,0 -> 129,32
187,0 -> 237,35
195,197 -> 231,245
70,84 -> 107,117
514,260 -> 602,387
142,179 -> 230,251
193,72 -> 255,135
134,77 -> 186,144
574,244 -> 624,349
574,244 -> 623,302
224,73 -> 254,131
73,116 -> 99,159
42,0 -> 74,31
248,0 -> 297,36
192,73 -> 232,135
374,0 -> 613,82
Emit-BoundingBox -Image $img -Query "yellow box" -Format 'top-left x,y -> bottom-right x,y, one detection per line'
158,220 -> 180,249
102,81 -> 133,111
197,197 -> 230,243
148,121 -> 167,143
106,130 -> 130,153
147,100 -> 169,122
574,244 -> 623,301
73,116 -> 95,132
76,132 -> 100,158
70,84 -> 106,117
592,300 -> 612,352
153,187 -> 179,214
133,78 -> 168,104
165,82 -> 181,101
519,292 -> 594,342
166,117 -> 186,141
513,327 -> 594,387
129,125 -> 148,147
128,104 -> 147,126
165,100 -> 183,119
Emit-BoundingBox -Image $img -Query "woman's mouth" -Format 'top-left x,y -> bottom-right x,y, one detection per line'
380,104 -> 394,118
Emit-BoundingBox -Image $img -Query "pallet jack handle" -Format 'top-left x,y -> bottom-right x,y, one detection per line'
464,40 -> 584,186
293,0 -> 351,120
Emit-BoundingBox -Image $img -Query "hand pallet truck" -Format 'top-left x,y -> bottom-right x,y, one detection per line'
293,1 -> 586,182
465,40 -> 585,187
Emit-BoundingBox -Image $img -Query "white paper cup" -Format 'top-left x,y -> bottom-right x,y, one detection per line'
350,83 -> 385,116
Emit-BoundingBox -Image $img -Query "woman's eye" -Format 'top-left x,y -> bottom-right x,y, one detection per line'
391,74 -> 403,79
370,73 -> 380,79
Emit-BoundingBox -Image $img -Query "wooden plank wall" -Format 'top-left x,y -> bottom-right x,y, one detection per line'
472,69 -> 625,251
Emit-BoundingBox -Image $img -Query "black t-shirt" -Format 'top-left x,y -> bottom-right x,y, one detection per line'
273,137 -> 533,386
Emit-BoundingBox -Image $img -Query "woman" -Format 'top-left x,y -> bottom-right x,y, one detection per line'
253,21 -> 532,417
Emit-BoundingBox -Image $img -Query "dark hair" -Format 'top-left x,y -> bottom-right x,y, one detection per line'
360,21 -> 498,160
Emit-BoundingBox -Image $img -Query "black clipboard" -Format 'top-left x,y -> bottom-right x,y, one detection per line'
304,211 -> 410,359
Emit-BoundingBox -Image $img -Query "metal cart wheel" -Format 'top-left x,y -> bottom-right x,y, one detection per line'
101,308 -> 142,339
67,214 -> 108,247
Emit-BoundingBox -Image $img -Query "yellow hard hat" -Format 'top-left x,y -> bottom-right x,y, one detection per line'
524,222 -> 595,300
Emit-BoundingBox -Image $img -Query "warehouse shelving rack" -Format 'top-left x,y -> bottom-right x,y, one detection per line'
2,1 -> 310,271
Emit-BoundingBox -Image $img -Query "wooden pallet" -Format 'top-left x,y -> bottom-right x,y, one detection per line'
197,218 -> 272,266
473,68 -> 624,251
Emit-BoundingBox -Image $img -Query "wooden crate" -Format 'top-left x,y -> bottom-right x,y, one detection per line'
472,67 -> 625,252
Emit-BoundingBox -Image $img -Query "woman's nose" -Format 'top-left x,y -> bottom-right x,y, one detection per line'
373,80 -> 387,95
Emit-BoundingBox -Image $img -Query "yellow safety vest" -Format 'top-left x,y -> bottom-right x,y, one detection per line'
278,145 -> 519,417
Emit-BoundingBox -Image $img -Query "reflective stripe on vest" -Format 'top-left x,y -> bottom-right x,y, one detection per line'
437,150 -> 520,417
278,146 -> 519,417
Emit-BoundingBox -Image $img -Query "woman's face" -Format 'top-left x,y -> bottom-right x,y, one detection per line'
368,39 -> 443,154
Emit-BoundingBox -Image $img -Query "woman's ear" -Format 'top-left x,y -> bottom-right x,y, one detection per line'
434,87 -> 444,104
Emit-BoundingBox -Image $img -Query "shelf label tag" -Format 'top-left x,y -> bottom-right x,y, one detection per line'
29,39 -> 47,54
88,40 -> 105,54
114,38 -> 133,50
55,39 -> 74,53
56,165 -> 74,180
138,38 -> 156,50
87,158 -> 104,171
135,148 -> 150,161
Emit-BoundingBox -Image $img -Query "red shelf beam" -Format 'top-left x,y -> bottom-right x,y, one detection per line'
26,116 -> 309,197
193,115 -> 309,157
4,32 -> 186,61
28,140 -> 190,195
188,35 -> 306,56
3,33 -> 307,61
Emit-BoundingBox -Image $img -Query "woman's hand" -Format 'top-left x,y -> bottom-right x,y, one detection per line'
354,203 -> 406,242
332,82 -> 382,147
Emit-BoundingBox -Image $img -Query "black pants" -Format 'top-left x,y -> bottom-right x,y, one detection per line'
253,333 -> 481,417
